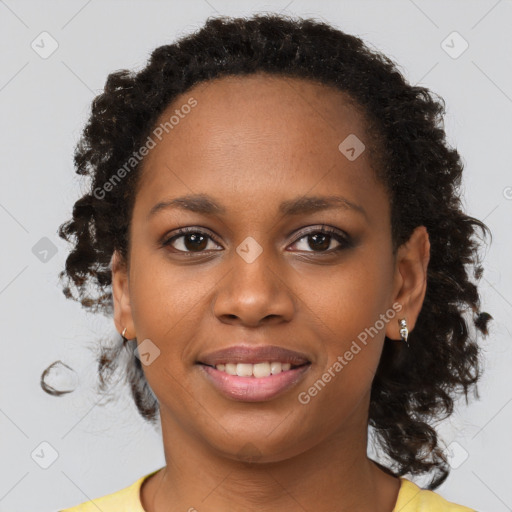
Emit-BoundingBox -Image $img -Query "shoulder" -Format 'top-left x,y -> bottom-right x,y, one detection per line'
59,472 -> 477,512
58,469 -> 160,512
394,477 -> 476,512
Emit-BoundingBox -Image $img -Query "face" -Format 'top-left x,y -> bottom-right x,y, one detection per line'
112,73 -> 429,463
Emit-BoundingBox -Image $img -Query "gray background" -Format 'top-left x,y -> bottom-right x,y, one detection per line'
1,1 -> 511,511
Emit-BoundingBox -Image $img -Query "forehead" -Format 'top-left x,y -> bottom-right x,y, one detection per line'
146,72 -> 369,160
134,73 -> 385,219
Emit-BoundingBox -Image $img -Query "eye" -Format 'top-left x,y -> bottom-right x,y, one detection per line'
162,225 -> 352,255
162,228 -> 223,254
288,226 -> 352,253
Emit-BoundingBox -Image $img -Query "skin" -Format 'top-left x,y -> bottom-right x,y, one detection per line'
111,73 -> 430,512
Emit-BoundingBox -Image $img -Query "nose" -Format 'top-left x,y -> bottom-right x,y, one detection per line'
212,250 -> 295,328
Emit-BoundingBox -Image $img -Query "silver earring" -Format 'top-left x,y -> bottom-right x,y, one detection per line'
398,318 -> 409,348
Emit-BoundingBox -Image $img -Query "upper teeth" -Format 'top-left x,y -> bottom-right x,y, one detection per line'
215,362 -> 292,377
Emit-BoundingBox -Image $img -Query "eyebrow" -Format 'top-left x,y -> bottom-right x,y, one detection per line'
147,193 -> 368,221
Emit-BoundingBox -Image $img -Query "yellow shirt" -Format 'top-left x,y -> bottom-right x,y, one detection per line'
59,470 -> 476,511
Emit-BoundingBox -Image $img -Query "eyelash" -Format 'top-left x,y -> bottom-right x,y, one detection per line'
161,225 -> 352,256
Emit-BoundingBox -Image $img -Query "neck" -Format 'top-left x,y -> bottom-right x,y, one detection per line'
142,406 -> 400,512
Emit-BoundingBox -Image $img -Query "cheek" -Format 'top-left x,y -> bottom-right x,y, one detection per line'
127,246 -> 228,391
294,250 -> 393,391
128,247 -> 210,336
296,252 -> 392,338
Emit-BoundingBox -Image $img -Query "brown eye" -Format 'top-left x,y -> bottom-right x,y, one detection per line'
308,233 -> 331,251
162,229 -> 223,253
289,227 -> 351,253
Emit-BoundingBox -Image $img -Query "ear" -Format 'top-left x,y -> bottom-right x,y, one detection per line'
385,225 -> 430,340
111,250 -> 135,339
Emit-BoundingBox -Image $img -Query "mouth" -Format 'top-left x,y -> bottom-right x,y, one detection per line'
196,345 -> 312,402
198,360 -> 310,377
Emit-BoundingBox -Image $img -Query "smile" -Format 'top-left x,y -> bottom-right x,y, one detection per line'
196,344 -> 312,401
198,362 -> 311,402
212,361 -> 295,377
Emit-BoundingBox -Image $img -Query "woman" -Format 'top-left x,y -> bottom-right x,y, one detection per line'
55,13 -> 491,512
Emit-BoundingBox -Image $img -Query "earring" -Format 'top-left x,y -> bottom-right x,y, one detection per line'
398,318 -> 409,348
121,327 -> 128,343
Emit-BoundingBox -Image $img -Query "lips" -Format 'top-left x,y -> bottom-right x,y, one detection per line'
197,344 -> 311,367
196,344 -> 312,402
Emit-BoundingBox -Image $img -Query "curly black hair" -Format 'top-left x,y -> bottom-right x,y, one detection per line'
47,13 -> 493,490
